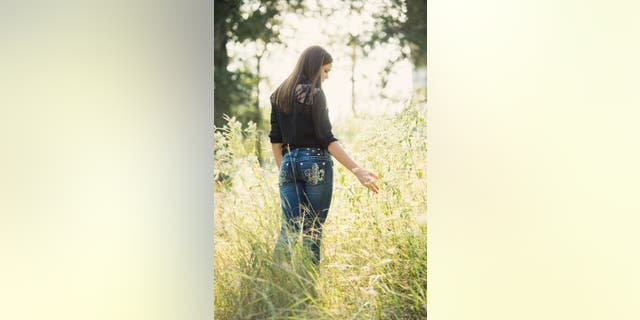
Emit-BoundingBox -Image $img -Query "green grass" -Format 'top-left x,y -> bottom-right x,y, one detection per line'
214,103 -> 427,319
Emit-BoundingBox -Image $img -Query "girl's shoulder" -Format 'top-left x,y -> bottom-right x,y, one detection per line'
294,82 -> 322,106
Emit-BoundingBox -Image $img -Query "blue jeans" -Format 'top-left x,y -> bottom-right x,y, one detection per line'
275,147 -> 333,265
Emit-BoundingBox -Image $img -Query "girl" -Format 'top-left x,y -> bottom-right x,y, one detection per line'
269,45 -> 379,266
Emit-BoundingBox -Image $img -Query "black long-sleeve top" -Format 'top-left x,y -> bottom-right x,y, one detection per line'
269,79 -> 338,151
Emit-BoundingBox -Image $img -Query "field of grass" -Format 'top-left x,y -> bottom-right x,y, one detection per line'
214,102 -> 427,319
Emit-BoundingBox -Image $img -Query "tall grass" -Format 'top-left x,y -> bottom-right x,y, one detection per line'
214,102 -> 427,319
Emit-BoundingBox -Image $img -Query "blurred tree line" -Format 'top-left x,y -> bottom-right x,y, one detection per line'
214,0 -> 427,129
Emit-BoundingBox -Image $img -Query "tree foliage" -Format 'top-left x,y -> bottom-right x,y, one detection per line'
369,0 -> 427,67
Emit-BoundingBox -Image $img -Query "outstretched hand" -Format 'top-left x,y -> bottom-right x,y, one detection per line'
352,168 -> 380,194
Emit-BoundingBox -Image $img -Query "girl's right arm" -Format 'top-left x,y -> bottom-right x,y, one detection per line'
327,141 -> 379,194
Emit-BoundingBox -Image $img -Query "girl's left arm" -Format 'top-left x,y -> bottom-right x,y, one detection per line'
269,100 -> 284,169
272,143 -> 283,168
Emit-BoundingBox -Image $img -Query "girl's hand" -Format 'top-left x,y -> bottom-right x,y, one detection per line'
352,168 -> 380,194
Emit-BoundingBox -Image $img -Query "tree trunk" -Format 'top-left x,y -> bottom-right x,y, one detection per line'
214,1 -> 234,128
255,52 -> 263,166
405,0 -> 428,103
350,41 -> 357,117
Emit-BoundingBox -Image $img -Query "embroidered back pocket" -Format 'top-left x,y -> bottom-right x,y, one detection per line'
300,160 -> 331,185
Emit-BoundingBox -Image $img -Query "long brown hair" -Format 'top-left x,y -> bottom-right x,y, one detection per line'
270,45 -> 333,113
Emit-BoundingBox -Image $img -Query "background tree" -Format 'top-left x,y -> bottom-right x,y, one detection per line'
214,0 -> 303,128
369,0 -> 428,101
322,0 -> 379,118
